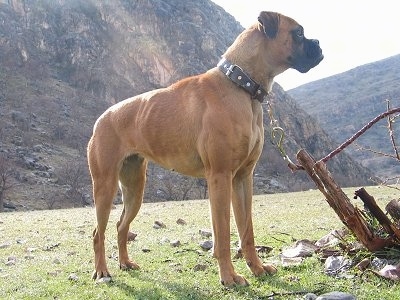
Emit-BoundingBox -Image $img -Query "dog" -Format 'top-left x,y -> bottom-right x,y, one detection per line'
87,11 -> 323,286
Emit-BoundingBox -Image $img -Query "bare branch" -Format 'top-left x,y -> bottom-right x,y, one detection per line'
369,176 -> 400,192
386,100 -> 400,160
353,142 -> 399,160
320,107 -> 400,163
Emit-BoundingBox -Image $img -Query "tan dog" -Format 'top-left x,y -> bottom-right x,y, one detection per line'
87,11 -> 323,286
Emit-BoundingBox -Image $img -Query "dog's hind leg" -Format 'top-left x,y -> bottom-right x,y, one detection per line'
91,162 -> 119,280
117,154 -> 147,271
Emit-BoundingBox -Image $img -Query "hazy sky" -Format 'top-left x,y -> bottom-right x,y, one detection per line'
211,0 -> 399,90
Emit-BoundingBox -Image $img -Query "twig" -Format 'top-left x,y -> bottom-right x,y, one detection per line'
374,175 -> 400,185
353,142 -> 399,160
386,100 -> 400,160
369,176 -> 400,192
320,107 -> 400,163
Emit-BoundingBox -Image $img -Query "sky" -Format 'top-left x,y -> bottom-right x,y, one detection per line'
211,0 -> 399,90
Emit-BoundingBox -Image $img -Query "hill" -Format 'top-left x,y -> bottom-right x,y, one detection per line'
0,0 -> 372,210
288,55 -> 400,180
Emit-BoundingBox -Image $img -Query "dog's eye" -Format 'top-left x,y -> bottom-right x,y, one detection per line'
296,27 -> 304,39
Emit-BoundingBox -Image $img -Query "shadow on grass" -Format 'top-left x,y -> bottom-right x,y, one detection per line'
106,267 -> 326,300
254,274 -> 327,298
111,273 -> 212,300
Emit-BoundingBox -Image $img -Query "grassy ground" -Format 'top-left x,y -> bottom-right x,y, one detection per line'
1,186 -> 400,299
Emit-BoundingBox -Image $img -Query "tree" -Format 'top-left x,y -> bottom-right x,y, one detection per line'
56,160 -> 90,207
0,154 -> 14,212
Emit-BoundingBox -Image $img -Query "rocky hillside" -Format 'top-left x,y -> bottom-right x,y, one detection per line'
289,55 -> 400,180
0,0 -> 372,210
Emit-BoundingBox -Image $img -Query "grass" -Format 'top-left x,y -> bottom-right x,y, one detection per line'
1,186 -> 400,299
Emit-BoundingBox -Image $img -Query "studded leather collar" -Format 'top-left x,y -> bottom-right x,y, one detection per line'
217,58 -> 268,103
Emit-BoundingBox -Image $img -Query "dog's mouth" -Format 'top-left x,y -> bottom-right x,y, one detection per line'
290,39 -> 324,73
293,53 -> 324,73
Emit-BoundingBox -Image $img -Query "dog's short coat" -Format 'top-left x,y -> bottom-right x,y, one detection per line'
87,11 -> 323,286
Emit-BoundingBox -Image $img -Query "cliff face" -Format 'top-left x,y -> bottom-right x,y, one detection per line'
0,0 -> 372,210
1,0 -> 241,101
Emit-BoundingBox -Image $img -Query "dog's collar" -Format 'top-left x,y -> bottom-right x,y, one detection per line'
217,58 -> 268,103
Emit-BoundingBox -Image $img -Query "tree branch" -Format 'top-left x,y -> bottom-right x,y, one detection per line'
386,101 -> 400,160
320,107 -> 400,163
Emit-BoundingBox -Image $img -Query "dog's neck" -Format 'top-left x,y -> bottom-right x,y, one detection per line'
217,58 -> 268,103
222,24 -> 285,93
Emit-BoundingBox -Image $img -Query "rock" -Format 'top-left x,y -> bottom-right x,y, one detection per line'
127,231 -> 137,241
281,256 -> 303,267
199,240 -> 213,251
3,202 -> 16,210
324,256 -> 350,276
0,242 -> 11,249
199,229 -> 212,238
316,292 -> 356,300
47,270 -> 61,277
371,257 -> 387,269
160,237 -> 170,244
5,257 -> 16,266
233,248 -> 243,259
256,245 -> 273,254
315,228 -> 348,248
53,258 -> 61,264
96,276 -> 112,284
176,218 -> 187,225
282,240 -> 318,258
170,240 -> 181,247
378,264 -> 400,281
356,258 -> 370,271
68,273 -> 79,281
304,293 -> 317,300
24,254 -> 34,260
193,264 -> 208,271
153,220 -> 166,229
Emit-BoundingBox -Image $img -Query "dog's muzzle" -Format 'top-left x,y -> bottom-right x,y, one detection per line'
292,38 -> 324,73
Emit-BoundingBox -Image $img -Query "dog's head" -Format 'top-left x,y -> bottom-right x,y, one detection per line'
258,11 -> 324,73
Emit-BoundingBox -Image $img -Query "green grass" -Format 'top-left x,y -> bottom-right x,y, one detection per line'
1,186 -> 400,299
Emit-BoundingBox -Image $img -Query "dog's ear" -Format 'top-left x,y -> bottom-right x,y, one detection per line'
258,11 -> 280,39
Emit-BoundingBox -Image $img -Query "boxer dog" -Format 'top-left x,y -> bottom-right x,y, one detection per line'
87,11 -> 323,286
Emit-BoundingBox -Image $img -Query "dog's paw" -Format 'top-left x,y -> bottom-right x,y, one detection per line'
220,273 -> 249,287
247,261 -> 277,277
120,260 -> 140,271
263,263 -> 277,275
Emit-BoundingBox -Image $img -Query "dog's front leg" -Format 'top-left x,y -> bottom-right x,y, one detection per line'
232,173 -> 277,277
207,172 -> 249,287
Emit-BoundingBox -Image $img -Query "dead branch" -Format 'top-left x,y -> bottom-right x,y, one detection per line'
354,188 -> 400,243
320,107 -> 400,163
353,142 -> 399,160
297,149 -> 394,251
386,101 -> 400,160
386,199 -> 400,223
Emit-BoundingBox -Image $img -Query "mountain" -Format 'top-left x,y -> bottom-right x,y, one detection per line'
0,0 -> 372,210
288,55 -> 400,180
